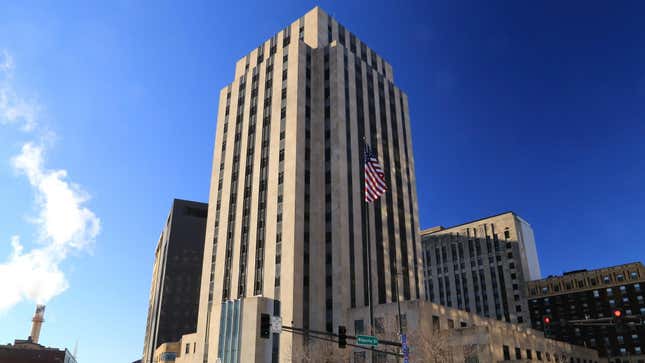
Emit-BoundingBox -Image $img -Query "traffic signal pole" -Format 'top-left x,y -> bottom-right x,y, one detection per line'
280,324 -> 404,358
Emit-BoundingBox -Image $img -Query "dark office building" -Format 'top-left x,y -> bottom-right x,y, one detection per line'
528,262 -> 645,362
142,199 -> 208,363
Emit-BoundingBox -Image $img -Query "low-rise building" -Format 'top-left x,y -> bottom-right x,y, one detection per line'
0,340 -> 77,363
528,262 -> 645,362
348,299 -> 600,362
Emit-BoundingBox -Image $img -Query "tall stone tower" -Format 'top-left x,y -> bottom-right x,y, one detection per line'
192,7 -> 422,362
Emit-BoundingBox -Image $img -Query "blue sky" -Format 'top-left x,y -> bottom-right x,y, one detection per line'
0,1 -> 643,362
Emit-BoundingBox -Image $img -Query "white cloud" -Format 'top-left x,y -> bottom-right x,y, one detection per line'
0,50 -> 38,131
0,236 -> 69,311
0,51 -> 100,312
0,50 -> 14,73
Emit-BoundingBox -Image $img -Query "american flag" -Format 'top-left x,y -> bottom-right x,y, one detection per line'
364,142 -> 387,203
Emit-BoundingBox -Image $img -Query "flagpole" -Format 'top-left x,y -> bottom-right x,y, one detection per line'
362,138 -> 375,363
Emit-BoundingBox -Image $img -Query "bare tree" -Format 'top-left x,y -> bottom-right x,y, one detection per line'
406,328 -> 454,363
288,336 -> 351,363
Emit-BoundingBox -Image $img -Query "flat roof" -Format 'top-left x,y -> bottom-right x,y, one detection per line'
420,211 -> 517,235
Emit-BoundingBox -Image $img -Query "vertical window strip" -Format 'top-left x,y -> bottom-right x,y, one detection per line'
354,58 -> 369,307
274,49 -> 288,299
344,50 -> 356,308
366,68 -> 386,304
376,77 -> 399,304
236,67 -> 260,298
303,46 -> 312,330
222,75 -> 247,300
252,56 -> 274,296
323,46 -> 333,332
386,83 -> 410,300
398,92 -> 420,299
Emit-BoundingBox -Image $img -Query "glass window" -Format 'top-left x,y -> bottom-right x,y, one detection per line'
503,346 -> 511,360
354,319 -> 365,334
515,347 -> 522,359
353,351 -> 366,363
375,317 -> 384,333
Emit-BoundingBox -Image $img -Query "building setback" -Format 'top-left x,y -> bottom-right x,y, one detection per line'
191,6 -> 423,362
142,199 -> 207,363
528,262 -> 645,362
420,211 -> 541,325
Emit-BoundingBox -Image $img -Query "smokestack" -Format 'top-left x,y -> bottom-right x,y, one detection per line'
30,305 -> 45,344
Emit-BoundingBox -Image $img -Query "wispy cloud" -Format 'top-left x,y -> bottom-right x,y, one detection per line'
0,50 -> 38,131
0,50 -> 100,312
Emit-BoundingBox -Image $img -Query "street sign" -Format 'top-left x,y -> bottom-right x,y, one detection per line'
271,316 -> 282,333
357,335 -> 379,346
401,334 -> 409,363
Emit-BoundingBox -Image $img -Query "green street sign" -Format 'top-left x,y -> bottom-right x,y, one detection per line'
357,335 -> 379,346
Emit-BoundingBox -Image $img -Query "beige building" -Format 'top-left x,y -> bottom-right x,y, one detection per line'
186,6 -> 422,363
348,300 -> 600,362
420,212 -> 540,326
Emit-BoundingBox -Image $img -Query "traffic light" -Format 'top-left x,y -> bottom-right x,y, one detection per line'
542,315 -> 552,338
338,325 -> 347,348
542,316 -> 552,325
612,309 -> 624,326
260,313 -> 271,339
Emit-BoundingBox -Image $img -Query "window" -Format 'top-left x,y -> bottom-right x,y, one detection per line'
516,347 -> 522,359
503,346 -> 511,360
537,351 -> 543,361
432,315 -> 440,331
447,319 -> 455,329
185,343 -> 190,354
504,230 -> 510,239
399,314 -> 407,330
354,319 -> 365,334
527,349 -> 533,360
375,317 -> 384,333
353,351 -> 366,363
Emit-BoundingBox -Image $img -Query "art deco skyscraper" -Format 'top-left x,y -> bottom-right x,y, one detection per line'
192,7 -> 422,362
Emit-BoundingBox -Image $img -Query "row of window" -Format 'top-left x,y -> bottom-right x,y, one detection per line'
502,345 -> 596,362
531,269 -> 642,296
